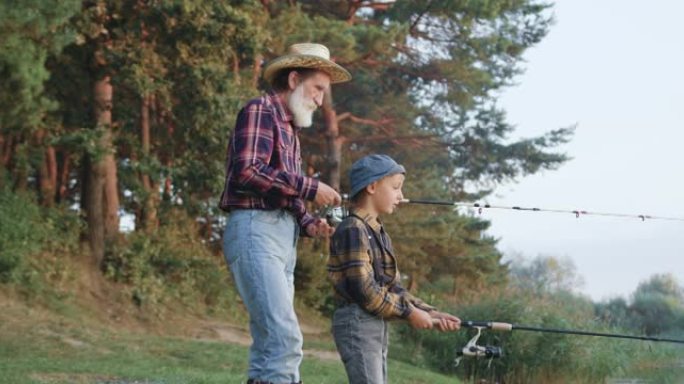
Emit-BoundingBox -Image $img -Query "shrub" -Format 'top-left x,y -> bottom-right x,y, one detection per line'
103,209 -> 235,316
392,287 -> 682,383
0,189 -> 44,282
294,237 -> 333,312
0,187 -> 81,284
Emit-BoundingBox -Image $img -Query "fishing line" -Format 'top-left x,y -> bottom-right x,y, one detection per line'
324,194 -> 684,223
402,198 -> 684,222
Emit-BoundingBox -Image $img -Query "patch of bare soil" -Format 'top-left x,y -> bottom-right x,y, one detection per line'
192,321 -> 340,361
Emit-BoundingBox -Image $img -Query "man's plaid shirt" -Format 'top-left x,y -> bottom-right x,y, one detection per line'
327,207 -> 435,319
219,91 -> 319,232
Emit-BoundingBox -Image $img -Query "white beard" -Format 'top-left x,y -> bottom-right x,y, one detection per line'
287,84 -> 317,127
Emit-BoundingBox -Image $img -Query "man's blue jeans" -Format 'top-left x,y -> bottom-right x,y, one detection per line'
223,209 -> 302,383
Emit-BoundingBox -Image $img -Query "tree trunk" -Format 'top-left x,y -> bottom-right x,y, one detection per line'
85,151 -> 106,265
56,150 -> 71,203
80,153 -> 89,212
1,134 -> 12,167
139,93 -> 159,232
103,133 -> 119,239
0,134 -> 5,189
232,54 -> 241,85
86,74 -> 113,265
13,136 -> 28,192
38,147 -> 58,207
321,88 -> 343,191
162,105 -> 174,202
35,130 -> 58,207
0,134 -> 4,166
252,54 -> 263,89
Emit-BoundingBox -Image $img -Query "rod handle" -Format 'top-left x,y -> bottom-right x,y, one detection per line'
462,321 -> 513,332
428,319 -> 514,331
489,322 -> 513,332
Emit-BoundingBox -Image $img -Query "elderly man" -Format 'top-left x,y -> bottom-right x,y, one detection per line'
219,43 -> 351,384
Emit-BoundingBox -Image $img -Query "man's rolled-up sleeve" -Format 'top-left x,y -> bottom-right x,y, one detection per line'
293,202 -> 318,237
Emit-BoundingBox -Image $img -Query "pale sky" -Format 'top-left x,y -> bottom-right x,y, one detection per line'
483,0 -> 684,300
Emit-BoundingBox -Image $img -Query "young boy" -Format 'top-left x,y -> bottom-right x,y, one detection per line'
328,154 -> 461,384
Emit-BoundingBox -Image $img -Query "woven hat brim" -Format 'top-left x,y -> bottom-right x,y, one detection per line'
263,54 -> 352,84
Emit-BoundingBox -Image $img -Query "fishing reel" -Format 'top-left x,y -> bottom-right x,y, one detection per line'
321,193 -> 350,227
455,326 -> 503,367
324,205 -> 348,227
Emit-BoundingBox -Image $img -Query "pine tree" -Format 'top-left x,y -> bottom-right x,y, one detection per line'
0,0 -> 80,193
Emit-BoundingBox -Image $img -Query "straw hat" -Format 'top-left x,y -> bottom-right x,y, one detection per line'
263,43 -> 352,85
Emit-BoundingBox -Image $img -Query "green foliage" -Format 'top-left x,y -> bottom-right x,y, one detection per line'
393,258 -> 684,383
394,287 -> 682,383
302,0 -> 575,199
0,189 -> 43,281
0,0 -> 79,132
0,2 -> 611,381
294,237 -> 333,312
103,210 -> 235,316
0,185 -> 82,308
0,187 -> 81,283
3,0 -> 572,293
385,205 -> 507,295
509,254 -> 585,294
597,274 -> 684,337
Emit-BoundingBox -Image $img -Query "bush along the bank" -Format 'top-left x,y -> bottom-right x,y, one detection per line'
392,287 -> 683,384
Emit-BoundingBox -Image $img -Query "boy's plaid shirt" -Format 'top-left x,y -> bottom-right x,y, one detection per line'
219,91 -> 319,232
327,207 -> 435,319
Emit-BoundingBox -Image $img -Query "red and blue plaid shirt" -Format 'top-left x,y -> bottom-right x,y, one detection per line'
219,91 -> 319,232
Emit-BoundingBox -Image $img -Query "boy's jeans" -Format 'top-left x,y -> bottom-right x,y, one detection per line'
223,209 -> 302,384
332,303 -> 389,384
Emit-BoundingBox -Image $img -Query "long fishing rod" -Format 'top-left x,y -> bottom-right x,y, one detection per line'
436,320 -> 684,364
324,194 -> 684,224
459,321 -> 684,344
401,198 -> 684,222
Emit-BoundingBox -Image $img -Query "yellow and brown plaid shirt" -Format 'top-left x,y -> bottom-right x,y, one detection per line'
327,207 -> 435,319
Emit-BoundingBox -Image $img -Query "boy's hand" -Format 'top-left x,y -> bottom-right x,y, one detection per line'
430,311 -> 461,332
305,218 -> 335,238
407,308 -> 433,330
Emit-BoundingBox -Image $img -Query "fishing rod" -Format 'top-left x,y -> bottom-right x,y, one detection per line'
434,320 -> 684,365
322,194 -> 684,225
402,199 -> 684,222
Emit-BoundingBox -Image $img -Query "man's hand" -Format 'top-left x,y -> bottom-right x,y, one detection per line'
314,182 -> 341,207
430,311 -> 461,332
305,218 -> 335,238
407,308 -> 434,330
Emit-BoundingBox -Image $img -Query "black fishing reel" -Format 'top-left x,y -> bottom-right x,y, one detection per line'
455,326 -> 503,367
457,344 -> 503,359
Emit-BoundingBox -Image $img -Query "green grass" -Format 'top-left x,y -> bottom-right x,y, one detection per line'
0,306 -> 459,384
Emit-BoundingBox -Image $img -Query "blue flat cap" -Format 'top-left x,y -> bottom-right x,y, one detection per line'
349,154 -> 406,198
